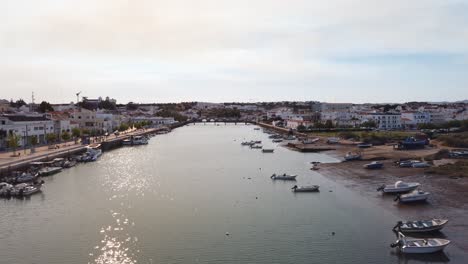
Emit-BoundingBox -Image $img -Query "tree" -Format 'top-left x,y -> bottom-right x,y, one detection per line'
7,133 -> 20,155
71,128 -> 81,143
38,101 -> 54,113
324,120 -> 334,128
46,133 -> 56,144
30,135 -> 38,146
10,99 -> 27,108
126,102 -> 138,111
72,128 -> 81,138
61,131 -> 71,141
361,120 -> 377,128
297,124 -> 306,132
119,123 -> 129,132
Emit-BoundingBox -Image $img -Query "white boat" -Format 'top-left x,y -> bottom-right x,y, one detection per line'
262,149 -> 274,153
391,232 -> 450,253
412,162 -> 431,168
15,172 -> 38,183
85,145 -> 102,161
292,185 -> 319,192
327,137 -> 340,144
394,219 -> 448,233
63,160 -> 77,168
38,166 -> 62,176
395,190 -> 430,203
132,136 -> 149,145
0,183 -> 14,197
344,152 -> 362,161
270,174 -> 297,181
377,181 -> 420,193
122,139 -> 132,145
302,138 -> 319,144
21,184 -> 42,196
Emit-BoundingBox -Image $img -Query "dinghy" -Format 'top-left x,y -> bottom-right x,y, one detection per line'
393,219 -> 448,233
291,185 -> 319,192
395,190 -> 430,203
377,181 -> 420,193
391,232 -> 450,253
270,174 -> 297,181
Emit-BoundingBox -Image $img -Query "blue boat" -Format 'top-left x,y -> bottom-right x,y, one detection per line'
398,137 -> 428,149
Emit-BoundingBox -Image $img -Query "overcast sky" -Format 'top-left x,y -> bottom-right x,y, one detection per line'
1,0 -> 468,104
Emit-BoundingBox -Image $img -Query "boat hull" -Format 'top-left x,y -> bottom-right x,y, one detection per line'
401,244 -> 448,254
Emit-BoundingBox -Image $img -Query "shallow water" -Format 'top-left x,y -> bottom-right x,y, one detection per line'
0,124 -> 462,263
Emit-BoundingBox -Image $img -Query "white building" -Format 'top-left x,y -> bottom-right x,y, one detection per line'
132,116 -> 176,127
401,111 -> 431,128
365,113 -> 402,130
0,115 -> 55,148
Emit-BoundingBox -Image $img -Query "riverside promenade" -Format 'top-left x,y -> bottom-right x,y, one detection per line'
0,127 -> 160,176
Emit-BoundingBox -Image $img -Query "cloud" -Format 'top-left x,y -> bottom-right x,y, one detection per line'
1,0 -> 467,103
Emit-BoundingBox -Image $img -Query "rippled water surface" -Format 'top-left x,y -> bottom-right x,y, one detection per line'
0,124 -> 463,263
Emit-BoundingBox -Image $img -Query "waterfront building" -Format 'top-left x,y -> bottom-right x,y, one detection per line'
0,99 -> 10,113
0,114 -> 54,148
69,108 -> 101,132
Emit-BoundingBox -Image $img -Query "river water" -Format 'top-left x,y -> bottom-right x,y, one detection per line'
0,124 -> 462,263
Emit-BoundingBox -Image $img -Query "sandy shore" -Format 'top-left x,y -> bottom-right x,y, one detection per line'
296,139 -> 468,252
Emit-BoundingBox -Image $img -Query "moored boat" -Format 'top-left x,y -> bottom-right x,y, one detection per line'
395,190 -> 430,203
302,138 -> 319,144
357,143 -> 373,148
270,174 -> 297,181
38,167 -> 62,176
15,172 -> 38,183
393,219 -> 448,233
377,181 -> 420,193
262,149 -> 274,153
291,185 -> 319,192
344,152 -> 362,161
250,145 -> 262,149
364,161 -> 384,169
272,139 -> 283,143
391,232 -> 450,253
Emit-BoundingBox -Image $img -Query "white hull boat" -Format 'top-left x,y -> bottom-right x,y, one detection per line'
344,152 -> 361,161
391,232 -> 450,253
395,190 -> 430,203
377,181 -> 420,193
271,174 -> 297,181
394,219 -> 448,233
292,185 -> 319,192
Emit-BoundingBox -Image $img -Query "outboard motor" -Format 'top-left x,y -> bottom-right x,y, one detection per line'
270,174 -> 275,179
392,221 -> 403,231
390,240 -> 402,248
376,184 -> 385,191
394,194 -> 401,202
291,185 -> 298,190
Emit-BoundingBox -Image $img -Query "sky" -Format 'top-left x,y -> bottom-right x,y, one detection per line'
1,0 -> 468,104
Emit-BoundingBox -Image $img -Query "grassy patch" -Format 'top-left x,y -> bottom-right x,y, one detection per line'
426,161 -> 468,178
438,132 -> 468,148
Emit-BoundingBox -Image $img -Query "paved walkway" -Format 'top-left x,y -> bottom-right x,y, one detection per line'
0,128 -> 157,169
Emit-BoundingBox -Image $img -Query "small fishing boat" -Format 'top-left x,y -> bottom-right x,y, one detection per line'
38,167 -> 62,176
20,184 -> 42,196
302,138 -> 319,144
398,160 -> 421,168
270,174 -> 297,181
254,140 -> 262,144
393,219 -> 448,233
364,161 -> 384,169
292,185 -> 319,192
327,137 -> 340,144
310,165 -> 319,170
132,136 -> 149,145
272,139 -> 283,143
250,145 -> 262,149
254,128 -> 260,130
395,190 -> 430,203
344,152 -> 362,161
391,232 -> 450,253
377,181 -> 420,193
262,149 -> 274,153
63,160 -> 77,168
15,172 -> 38,183
122,139 -> 132,145
357,143 -> 373,148
412,162 -> 431,168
